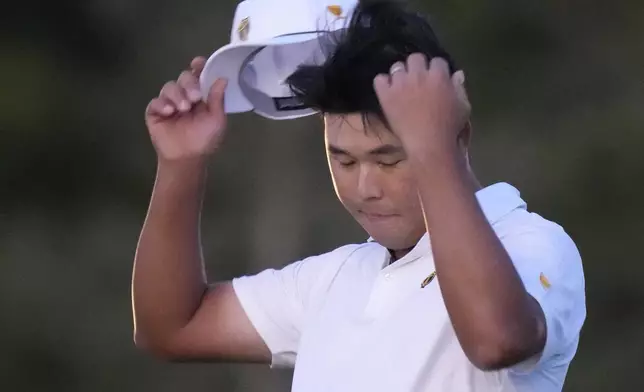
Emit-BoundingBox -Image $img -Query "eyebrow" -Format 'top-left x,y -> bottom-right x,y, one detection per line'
327,144 -> 404,156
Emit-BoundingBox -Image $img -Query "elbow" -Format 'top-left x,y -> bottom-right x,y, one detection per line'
464,327 -> 544,371
467,341 -> 519,371
133,330 -> 151,352
465,304 -> 546,371
133,330 -> 179,361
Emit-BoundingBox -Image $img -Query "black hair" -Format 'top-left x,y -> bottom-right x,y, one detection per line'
286,0 -> 457,130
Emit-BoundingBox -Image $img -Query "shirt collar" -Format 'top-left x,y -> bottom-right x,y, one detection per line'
367,182 -> 527,265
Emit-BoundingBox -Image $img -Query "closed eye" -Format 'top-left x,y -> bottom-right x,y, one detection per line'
338,160 -> 357,168
377,160 -> 402,168
329,153 -> 357,168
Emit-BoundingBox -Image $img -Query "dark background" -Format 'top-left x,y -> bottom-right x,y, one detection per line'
2,0 -> 643,390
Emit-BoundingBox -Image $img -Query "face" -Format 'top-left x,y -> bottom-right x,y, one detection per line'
324,113 -> 427,251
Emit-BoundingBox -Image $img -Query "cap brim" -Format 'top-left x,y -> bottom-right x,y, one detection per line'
199,32 -> 325,116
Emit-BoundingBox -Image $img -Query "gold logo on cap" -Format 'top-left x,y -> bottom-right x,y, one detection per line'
327,5 -> 343,17
421,271 -> 437,289
237,17 -> 250,41
539,273 -> 551,290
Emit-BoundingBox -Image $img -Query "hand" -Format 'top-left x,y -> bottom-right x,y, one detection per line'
374,54 -> 470,156
145,56 -> 228,163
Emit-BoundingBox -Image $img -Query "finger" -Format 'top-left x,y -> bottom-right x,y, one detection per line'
406,53 -> 428,74
146,97 -> 175,118
178,70 -> 202,103
206,78 -> 228,117
429,57 -> 450,78
389,61 -> 407,84
160,81 -> 191,113
190,56 -> 207,78
373,73 -> 391,98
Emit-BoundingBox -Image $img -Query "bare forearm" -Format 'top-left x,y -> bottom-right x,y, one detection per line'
410,150 -> 541,365
374,53 -> 545,368
132,160 -> 209,345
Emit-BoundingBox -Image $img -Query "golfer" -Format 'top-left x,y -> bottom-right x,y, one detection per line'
132,1 -> 586,391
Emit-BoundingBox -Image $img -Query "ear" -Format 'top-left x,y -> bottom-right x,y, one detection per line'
457,121 -> 472,164
453,70 -> 472,164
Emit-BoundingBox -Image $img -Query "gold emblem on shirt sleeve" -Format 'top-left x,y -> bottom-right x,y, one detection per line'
327,5 -> 343,17
539,272 -> 551,290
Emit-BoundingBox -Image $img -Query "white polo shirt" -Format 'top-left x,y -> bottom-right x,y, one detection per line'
232,183 -> 586,392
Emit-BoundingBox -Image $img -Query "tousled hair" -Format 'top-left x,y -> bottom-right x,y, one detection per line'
286,0 -> 457,130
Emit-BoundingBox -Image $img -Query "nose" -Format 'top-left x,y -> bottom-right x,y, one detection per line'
357,165 -> 384,200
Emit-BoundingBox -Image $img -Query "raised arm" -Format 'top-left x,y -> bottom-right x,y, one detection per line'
131,57 -> 269,363
374,55 -> 546,370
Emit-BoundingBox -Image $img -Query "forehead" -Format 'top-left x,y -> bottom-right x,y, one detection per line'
324,114 -> 401,151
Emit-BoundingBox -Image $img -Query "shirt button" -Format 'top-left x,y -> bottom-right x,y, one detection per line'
384,273 -> 392,281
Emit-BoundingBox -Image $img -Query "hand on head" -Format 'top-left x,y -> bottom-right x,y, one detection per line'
374,54 -> 471,156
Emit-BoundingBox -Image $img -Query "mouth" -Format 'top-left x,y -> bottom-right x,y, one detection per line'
359,210 -> 398,221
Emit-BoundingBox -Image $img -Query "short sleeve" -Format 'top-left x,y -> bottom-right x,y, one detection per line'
503,224 -> 587,374
232,244 -> 360,368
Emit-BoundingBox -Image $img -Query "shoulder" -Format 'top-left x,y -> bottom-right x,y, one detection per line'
496,208 -> 586,310
497,209 -> 586,324
287,241 -> 377,281
234,241 -> 377,298
310,242 -> 371,264
496,208 -> 582,266
500,210 -> 587,374
233,240 -> 377,293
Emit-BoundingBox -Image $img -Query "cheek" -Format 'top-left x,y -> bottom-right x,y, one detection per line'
386,169 -> 422,211
329,165 -> 357,207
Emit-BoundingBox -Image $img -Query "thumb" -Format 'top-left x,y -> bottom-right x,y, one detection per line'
206,78 -> 228,117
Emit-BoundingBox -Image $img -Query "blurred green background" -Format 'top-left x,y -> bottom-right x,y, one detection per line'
2,0 -> 643,391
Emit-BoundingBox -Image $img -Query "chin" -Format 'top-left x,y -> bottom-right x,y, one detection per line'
354,214 -> 425,250
366,231 -> 421,251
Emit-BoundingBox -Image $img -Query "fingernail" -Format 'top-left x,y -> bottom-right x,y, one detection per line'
189,89 -> 202,102
163,105 -> 174,114
179,100 -> 191,111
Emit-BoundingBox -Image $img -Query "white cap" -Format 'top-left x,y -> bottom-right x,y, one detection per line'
199,0 -> 358,120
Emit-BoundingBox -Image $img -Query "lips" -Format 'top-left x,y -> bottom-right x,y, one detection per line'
359,210 -> 398,220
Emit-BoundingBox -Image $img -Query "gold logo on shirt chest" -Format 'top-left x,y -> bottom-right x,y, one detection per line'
421,271 -> 437,288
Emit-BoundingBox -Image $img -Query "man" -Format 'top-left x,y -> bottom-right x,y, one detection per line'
132,1 -> 586,391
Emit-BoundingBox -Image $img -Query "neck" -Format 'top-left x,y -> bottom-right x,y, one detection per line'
388,172 -> 483,264
390,247 -> 414,262
465,166 -> 483,192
